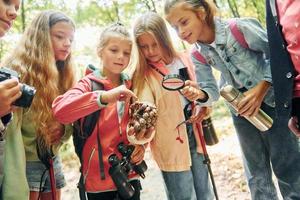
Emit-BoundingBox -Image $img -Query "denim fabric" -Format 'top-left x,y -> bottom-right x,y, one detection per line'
26,156 -> 66,192
192,17 -> 275,108
231,103 -> 300,199
187,124 -> 214,200
161,170 -> 197,200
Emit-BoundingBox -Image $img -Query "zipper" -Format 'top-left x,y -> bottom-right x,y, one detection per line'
83,147 -> 96,184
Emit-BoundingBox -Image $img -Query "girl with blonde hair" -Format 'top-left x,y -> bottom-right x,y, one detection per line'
133,12 -> 213,200
53,23 -> 146,200
1,10 -> 75,200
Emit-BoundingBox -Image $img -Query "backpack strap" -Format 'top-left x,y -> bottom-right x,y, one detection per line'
74,77 -> 105,199
228,19 -> 249,49
192,19 -> 249,65
191,47 -> 208,65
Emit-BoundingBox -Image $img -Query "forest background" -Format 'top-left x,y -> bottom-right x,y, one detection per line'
1,0 -> 269,199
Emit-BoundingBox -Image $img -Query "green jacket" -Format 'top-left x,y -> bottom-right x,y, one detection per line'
2,110 -> 72,200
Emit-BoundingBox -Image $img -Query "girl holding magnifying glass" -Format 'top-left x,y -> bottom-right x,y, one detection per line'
132,12 -> 213,200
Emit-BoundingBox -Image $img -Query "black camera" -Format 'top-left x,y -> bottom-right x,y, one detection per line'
108,142 -> 147,199
0,67 -> 36,108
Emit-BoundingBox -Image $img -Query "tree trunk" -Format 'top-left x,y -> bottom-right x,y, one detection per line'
21,0 -> 25,32
227,0 -> 240,18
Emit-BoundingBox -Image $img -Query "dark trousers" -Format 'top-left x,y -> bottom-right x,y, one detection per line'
86,180 -> 141,200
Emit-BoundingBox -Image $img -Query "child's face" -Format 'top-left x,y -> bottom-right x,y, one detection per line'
166,3 -> 208,44
50,21 -> 74,61
100,37 -> 131,75
137,32 -> 163,63
0,0 -> 19,37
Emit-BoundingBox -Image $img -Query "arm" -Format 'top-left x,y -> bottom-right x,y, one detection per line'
52,78 -> 105,124
191,55 -> 220,106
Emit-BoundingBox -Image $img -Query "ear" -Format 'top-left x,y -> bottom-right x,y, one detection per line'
195,7 -> 206,21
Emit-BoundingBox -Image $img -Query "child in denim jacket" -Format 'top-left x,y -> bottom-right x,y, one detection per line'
165,0 -> 300,199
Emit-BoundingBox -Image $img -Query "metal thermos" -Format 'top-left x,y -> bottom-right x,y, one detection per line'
202,117 -> 219,145
220,85 -> 273,132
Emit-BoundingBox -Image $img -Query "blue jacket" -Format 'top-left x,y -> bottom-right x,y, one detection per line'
192,17 -> 275,108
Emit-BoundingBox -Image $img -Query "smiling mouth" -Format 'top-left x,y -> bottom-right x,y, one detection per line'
183,33 -> 192,41
0,19 -> 11,29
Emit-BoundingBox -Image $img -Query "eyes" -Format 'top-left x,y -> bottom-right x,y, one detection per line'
139,43 -> 158,50
171,18 -> 189,32
109,48 -> 131,57
53,34 -> 74,44
4,0 -> 20,12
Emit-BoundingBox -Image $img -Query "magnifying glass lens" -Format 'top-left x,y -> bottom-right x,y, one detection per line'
162,74 -> 185,91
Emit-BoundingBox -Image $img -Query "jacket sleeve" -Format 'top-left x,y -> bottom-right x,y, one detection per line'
52,78 -> 104,124
191,54 -> 220,106
236,18 -> 272,83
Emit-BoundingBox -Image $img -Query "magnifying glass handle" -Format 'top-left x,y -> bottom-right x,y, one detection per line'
176,119 -> 190,129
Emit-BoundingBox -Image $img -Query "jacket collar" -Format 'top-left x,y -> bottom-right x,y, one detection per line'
88,69 -> 131,90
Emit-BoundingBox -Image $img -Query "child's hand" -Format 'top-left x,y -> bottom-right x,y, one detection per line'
101,85 -> 137,104
189,106 -> 211,123
128,125 -> 155,140
237,81 -> 271,117
130,144 -> 145,164
0,78 -> 22,117
288,117 -> 300,137
180,80 -> 206,102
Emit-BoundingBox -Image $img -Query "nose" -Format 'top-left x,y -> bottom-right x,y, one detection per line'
148,46 -> 155,55
64,38 -> 72,47
7,5 -> 17,21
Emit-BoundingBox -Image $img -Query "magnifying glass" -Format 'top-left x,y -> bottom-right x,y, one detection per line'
162,74 -> 185,91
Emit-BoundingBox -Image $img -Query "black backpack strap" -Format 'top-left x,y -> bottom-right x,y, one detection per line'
78,173 -> 87,200
96,124 -> 105,180
74,78 -> 105,197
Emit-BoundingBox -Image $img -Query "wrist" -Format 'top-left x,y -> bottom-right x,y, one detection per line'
197,89 -> 209,103
97,91 -> 108,108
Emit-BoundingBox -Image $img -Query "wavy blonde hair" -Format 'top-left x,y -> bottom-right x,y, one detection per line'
132,12 -> 178,96
1,10 -> 75,147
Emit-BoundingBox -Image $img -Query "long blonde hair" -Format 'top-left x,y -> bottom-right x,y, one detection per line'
1,10 -> 75,146
132,12 -> 177,96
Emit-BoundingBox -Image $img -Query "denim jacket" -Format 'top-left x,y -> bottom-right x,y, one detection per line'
192,17 -> 275,108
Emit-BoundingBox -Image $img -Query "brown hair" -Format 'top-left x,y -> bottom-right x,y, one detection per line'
164,0 -> 217,30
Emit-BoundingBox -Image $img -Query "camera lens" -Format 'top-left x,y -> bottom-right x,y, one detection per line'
108,154 -> 120,166
14,84 -> 36,108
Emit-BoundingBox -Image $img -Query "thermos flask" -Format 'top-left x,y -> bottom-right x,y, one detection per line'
220,85 -> 273,132
202,117 -> 219,145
